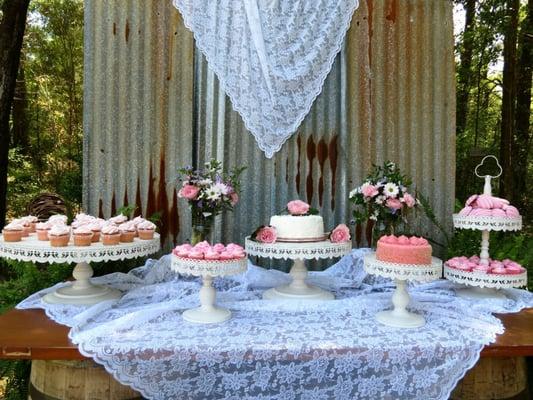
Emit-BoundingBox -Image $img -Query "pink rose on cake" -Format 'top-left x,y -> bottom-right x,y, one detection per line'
329,224 -> 350,243
178,184 -> 200,200
287,200 -> 310,215
253,226 -> 277,243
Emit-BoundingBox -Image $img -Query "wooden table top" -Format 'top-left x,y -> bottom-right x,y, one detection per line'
0,308 -> 531,360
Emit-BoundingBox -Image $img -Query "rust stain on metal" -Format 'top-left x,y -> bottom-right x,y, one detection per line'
146,163 -> 156,219
355,223 -> 362,247
113,22 -> 116,36
98,199 -> 104,219
169,189 -> 179,244
306,136 -> 316,204
123,186 -> 129,207
366,0 -> 373,63
365,219 -> 374,246
134,178 -> 142,217
157,155 -> 169,245
317,138 -> 328,207
329,134 -> 338,210
125,20 -> 130,42
110,192 -> 116,216
295,135 -> 301,194
386,0 -> 398,23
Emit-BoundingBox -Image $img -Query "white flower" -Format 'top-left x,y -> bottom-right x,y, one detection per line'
206,188 -> 221,201
383,182 -> 399,198
197,178 -> 213,186
202,212 -> 212,217
213,182 -> 229,195
375,195 -> 386,205
349,188 -> 358,199
369,213 -> 378,221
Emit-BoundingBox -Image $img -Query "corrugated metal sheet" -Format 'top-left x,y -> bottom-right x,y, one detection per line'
84,0 -> 455,255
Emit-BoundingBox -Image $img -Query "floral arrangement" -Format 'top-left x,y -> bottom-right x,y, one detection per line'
349,161 -> 418,235
178,159 -> 245,243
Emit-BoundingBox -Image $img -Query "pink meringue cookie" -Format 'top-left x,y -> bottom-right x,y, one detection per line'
226,243 -> 244,252
502,259 -> 512,265
231,251 -> 246,259
188,249 -> 204,259
490,266 -> 507,275
469,208 -> 493,217
469,255 -> 480,263
174,248 -> 190,257
456,264 -> 473,272
204,250 -> 220,260
458,206 -> 472,216
490,196 -> 509,208
465,194 -> 478,206
213,243 -> 226,253
194,240 -> 211,250
491,208 -> 507,217
219,251 -> 234,260
473,265 -> 490,273
476,194 -> 494,209
504,206 -> 520,218
505,264 -> 525,274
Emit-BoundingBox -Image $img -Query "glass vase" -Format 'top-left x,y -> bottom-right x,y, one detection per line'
191,220 -> 212,245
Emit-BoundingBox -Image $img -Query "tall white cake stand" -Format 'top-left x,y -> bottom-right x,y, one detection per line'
0,234 -> 160,305
245,237 -> 351,301
171,255 -> 247,324
364,253 -> 442,328
446,155 -> 524,300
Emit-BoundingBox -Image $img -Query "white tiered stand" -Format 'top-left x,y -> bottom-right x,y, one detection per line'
444,156 -> 525,300
245,237 -> 351,301
171,256 -> 247,324
0,233 -> 160,305
364,253 -> 442,328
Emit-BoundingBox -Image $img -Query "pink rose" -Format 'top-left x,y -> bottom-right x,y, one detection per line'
230,192 -> 239,206
256,226 -> 277,243
361,183 -> 379,198
178,184 -> 200,200
330,224 -> 350,243
386,198 -> 402,210
401,193 -> 416,207
287,200 -> 310,215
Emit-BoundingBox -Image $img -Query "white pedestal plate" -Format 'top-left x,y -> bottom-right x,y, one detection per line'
245,238 -> 351,301
0,234 -> 160,305
364,253 -> 442,328
171,256 -> 247,324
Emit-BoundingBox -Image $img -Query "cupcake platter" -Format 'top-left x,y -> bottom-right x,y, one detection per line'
364,253 -> 442,328
245,237 -> 351,301
445,156 -> 527,299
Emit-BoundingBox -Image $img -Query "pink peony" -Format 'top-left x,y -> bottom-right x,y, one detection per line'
330,224 -> 351,243
402,193 -> 416,207
256,226 -> 277,243
230,192 -> 239,206
386,198 -> 402,210
361,183 -> 379,198
178,184 -> 200,200
287,200 -> 310,215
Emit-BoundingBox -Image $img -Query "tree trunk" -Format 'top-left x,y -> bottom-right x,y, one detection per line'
512,0 -> 533,213
0,0 -> 30,229
499,0 -> 520,199
12,62 -> 30,152
456,0 -> 477,136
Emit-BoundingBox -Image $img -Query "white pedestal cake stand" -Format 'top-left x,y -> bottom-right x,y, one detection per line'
171,256 -> 247,324
245,237 -> 351,301
364,253 -> 442,328
0,234 -> 160,305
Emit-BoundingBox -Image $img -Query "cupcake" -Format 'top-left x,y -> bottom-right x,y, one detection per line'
19,218 -> 31,237
118,222 -> 136,243
48,225 -> 71,247
23,215 -> 39,233
35,222 -> 52,241
48,214 -> 68,225
137,220 -> 156,240
109,213 -> 128,225
101,224 -> 121,245
73,226 -> 94,246
87,221 -> 102,242
2,221 -> 24,242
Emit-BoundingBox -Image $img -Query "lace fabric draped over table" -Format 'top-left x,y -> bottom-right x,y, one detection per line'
17,250 -> 533,400
171,0 -> 359,158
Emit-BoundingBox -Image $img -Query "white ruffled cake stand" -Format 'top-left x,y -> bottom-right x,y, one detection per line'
171,256 -> 247,324
445,156 -> 525,300
364,253 -> 442,328
245,237 -> 351,301
0,233 -> 160,305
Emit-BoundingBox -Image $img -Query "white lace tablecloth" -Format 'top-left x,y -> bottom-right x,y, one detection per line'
17,249 -> 533,400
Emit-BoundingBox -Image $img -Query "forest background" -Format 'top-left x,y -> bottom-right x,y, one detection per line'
0,0 -> 531,398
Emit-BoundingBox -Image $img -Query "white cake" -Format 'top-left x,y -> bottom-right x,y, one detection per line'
269,215 -> 325,241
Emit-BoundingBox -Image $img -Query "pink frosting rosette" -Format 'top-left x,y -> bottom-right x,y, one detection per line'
287,200 -> 310,215
255,226 -> 277,243
178,184 -> 200,200
330,224 -> 350,243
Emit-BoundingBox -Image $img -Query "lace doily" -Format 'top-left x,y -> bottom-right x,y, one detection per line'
171,0 -> 360,157
171,256 -> 248,277
444,265 -> 527,289
0,234 -> 160,264
245,237 -> 351,260
15,250 -> 533,400
364,254 -> 443,283
452,214 -> 522,231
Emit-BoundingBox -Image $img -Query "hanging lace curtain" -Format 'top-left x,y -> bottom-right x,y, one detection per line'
172,0 -> 360,158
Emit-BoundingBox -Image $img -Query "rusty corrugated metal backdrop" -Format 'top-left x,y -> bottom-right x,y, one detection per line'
83,0 -> 455,255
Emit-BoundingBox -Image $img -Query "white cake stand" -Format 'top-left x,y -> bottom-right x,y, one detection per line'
364,253 -> 442,328
170,256 -> 247,324
245,237 -> 351,301
0,234 -> 160,305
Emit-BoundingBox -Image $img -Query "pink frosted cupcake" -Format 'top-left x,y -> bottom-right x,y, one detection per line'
87,221 -> 102,242
118,222 -> 136,243
2,221 -> 24,242
137,220 -> 156,240
48,225 -> 71,247
109,213 -> 128,225
101,224 -> 120,245
35,222 -> 51,241
48,214 -> 68,225
23,215 -> 39,233
18,218 -> 31,237
73,226 -> 94,246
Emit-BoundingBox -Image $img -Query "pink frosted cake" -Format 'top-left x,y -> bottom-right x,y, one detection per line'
458,194 -> 520,218
376,235 -> 432,265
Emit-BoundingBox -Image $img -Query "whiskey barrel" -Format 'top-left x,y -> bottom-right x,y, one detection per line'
29,360 -> 142,400
451,357 -> 528,399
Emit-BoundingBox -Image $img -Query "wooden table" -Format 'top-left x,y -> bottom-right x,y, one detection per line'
0,308 -> 532,360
